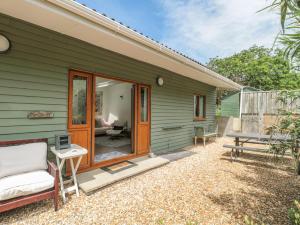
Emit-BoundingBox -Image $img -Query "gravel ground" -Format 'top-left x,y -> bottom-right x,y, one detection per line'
1,138 -> 300,225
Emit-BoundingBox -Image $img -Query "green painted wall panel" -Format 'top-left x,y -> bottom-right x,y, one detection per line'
0,79 -> 67,92
0,103 -> 67,112
0,64 -> 66,80
0,118 -> 67,127
0,87 -> 67,99
0,13 -> 217,154
0,124 -> 67,135
221,92 -> 240,117
0,72 -> 67,86
0,96 -> 66,105
0,111 -> 66,119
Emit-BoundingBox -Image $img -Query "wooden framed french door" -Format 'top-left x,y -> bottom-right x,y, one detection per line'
136,84 -> 151,155
67,70 -> 93,172
67,69 -> 151,172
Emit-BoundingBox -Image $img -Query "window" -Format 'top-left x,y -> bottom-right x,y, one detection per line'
72,75 -> 87,125
194,95 -> 206,120
140,87 -> 148,122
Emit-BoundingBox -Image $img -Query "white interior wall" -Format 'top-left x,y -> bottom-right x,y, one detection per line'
97,83 -> 132,128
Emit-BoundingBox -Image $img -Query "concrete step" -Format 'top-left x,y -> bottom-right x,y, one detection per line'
77,156 -> 170,194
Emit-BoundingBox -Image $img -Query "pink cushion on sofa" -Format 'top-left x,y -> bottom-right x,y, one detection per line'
100,118 -> 113,127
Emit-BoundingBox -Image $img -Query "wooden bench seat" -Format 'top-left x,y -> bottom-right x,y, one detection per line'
223,144 -> 269,161
223,144 -> 268,152
238,139 -> 287,145
239,140 -> 268,145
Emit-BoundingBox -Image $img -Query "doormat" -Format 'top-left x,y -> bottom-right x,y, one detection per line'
102,161 -> 137,174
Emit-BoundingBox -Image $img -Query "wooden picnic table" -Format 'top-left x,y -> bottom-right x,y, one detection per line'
224,132 -> 292,160
227,132 -> 291,141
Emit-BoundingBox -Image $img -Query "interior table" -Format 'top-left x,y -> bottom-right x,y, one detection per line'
50,144 -> 87,203
106,129 -> 124,140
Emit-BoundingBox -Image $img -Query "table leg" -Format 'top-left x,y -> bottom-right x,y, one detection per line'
70,158 -> 79,197
56,156 -> 66,203
235,137 -> 240,158
66,156 -> 82,183
74,156 -> 82,173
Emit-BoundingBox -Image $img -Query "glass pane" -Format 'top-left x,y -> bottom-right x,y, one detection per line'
140,87 -> 148,122
194,95 -> 200,117
194,95 -> 205,118
199,96 -> 204,117
72,75 -> 87,125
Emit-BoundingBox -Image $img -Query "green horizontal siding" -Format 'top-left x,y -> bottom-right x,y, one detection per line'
0,13 -> 216,154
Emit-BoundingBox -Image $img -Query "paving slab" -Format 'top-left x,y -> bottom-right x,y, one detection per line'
77,156 -> 170,194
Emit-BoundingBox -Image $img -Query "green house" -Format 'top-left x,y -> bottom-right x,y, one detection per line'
0,1 -> 240,172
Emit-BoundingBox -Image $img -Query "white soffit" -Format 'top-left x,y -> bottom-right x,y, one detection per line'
0,0 -> 241,90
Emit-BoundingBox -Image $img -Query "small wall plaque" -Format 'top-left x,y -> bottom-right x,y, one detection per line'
27,111 -> 54,119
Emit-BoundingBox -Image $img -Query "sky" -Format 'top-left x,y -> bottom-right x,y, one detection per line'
77,0 -> 280,63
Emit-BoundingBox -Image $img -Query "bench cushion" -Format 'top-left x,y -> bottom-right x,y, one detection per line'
0,170 -> 54,201
0,142 -> 47,179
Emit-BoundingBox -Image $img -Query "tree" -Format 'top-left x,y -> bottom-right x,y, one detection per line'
264,0 -> 300,65
207,46 -> 300,90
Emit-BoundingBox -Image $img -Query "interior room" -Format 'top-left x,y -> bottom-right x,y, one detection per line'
94,76 -> 134,163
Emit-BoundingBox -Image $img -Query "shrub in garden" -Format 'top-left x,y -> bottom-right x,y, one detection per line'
269,90 -> 300,174
289,200 -> 300,225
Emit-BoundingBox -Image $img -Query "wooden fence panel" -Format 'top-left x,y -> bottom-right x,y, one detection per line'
241,90 -> 300,134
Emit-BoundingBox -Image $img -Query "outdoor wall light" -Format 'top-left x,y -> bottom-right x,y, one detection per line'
0,34 -> 11,54
156,76 -> 164,87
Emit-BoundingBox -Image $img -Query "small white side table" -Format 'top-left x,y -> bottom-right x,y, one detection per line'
50,144 -> 87,203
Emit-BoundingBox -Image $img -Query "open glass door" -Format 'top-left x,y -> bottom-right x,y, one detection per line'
92,76 -> 135,163
68,70 -> 92,171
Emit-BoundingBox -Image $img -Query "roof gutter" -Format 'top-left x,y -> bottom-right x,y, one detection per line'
45,0 -> 241,90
